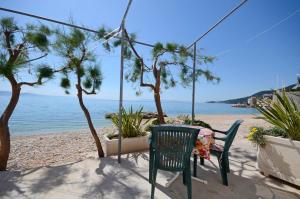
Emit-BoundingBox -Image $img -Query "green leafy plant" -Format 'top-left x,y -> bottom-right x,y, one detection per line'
247,126 -> 287,147
111,106 -> 150,138
247,127 -> 266,147
184,119 -> 211,129
144,118 -> 160,132
256,90 -> 300,141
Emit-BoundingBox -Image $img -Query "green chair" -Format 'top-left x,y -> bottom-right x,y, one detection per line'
149,125 -> 199,199
194,120 -> 243,186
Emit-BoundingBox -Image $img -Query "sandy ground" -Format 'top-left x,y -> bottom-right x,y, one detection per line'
8,114 -> 269,171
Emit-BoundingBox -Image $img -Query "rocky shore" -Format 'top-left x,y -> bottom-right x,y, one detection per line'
105,111 -> 167,119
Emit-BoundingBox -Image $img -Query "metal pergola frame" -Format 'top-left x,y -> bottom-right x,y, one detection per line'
0,0 -> 248,163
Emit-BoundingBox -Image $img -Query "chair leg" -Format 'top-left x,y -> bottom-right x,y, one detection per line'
200,157 -> 204,166
219,158 -> 228,186
183,170 -> 186,185
151,167 -> 158,199
186,167 -> 192,199
149,149 -> 154,183
226,158 -> 230,173
193,154 -> 197,177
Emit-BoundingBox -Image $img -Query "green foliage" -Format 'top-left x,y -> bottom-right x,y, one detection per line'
152,42 -> 164,57
144,116 -> 210,132
86,66 -> 103,90
247,127 -> 266,147
178,114 -> 212,128
0,17 -> 18,31
71,29 -> 85,46
256,90 -> 300,141
97,26 -> 106,39
144,118 -> 160,132
126,41 -> 219,93
185,119 -> 212,129
54,27 -> 103,94
83,78 -> 92,89
111,106 -> 150,138
60,77 -> 71,89
25,31 -> 50,52
247,126 -> 288,147
0,17 -> 53,84
264,127 -> 288,138
36,65 -> 54,83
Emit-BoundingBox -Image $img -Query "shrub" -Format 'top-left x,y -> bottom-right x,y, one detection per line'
144,115 -> 212,131
248,126 -> 288,147
256,90 -> 300,141
111,106 -> 149,138
247,127 -> 266,147
180,115 -> 212,129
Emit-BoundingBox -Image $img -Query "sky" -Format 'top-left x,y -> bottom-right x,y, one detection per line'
0,0 -> 299,102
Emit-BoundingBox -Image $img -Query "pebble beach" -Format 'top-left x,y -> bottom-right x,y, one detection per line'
8,114 -> 269,170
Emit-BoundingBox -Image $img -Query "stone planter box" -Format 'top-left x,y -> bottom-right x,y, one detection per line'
104,132 -> 150,156
257,135 -> 300,186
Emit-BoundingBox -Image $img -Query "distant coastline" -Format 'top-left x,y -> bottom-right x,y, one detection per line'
207,84 -> 297,104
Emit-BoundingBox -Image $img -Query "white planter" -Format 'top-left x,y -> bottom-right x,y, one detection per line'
257,135 -> 300,186
104,132 -> 150,156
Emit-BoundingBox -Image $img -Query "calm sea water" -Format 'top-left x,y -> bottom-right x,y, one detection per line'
0,94 -> 258,135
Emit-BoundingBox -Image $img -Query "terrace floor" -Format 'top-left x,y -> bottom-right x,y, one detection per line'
0,150 -> 299,199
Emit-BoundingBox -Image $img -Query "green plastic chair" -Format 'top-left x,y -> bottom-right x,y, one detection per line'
149,125 -> 199,199
209,120 -> 243,186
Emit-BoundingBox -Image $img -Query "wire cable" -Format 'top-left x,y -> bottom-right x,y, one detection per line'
187,0 -> 249,49
0,6 -> 155,48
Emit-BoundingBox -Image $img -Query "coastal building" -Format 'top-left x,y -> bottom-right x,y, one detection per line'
247,96 -> 257,107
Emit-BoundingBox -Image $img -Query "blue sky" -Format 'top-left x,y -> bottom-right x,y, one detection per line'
0,0 -> 299,102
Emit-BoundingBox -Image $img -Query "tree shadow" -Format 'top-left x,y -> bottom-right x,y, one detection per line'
153,162 -> 300,199
30,163 -> 74,194
0,161 -> 80,198
82,155 -> 144,198
1,152 -> 299,199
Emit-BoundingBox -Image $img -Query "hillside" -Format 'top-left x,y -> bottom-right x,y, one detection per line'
208,84 -> 297,104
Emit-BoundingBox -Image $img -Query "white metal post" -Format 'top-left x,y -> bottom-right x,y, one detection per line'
118,0 -> 133,164
192,43 -> 196,124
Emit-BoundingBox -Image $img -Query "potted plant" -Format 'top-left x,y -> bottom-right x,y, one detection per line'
104,106 -> 150,156
248,90 -> 300,186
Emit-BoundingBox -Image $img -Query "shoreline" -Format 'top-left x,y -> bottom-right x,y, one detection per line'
10,113 -> 261,137
8,114 -> 268,171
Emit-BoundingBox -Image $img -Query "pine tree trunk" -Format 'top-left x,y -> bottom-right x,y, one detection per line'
0,80 -> 21,171
0,125 -> 10,171
76,84 -> 105,158
154,91 -> 165,124
153,68 -> 165,124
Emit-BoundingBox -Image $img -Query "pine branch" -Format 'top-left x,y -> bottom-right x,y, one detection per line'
82,88 -> 96,95
4,31 -> 13,56
124,29 -> 154,90
18,81 -> 40,87
15,53 -> 48,66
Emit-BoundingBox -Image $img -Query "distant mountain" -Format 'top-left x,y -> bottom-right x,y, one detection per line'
208,84 -> 297,104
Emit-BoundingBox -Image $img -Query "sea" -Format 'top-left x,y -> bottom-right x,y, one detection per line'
0,94 -> 258,135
